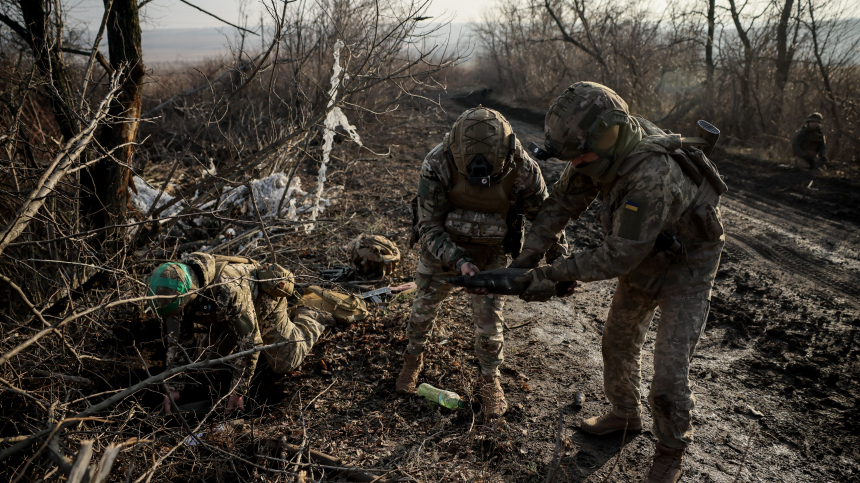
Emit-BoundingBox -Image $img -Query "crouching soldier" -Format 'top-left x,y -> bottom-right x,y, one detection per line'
791,112 -> 827,170
146,253 -> 332,414
510,82 -> 726,482
396,106 -> 562,419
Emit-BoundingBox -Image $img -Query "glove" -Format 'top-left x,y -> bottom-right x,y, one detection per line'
509,248 -> 542,269
514,267 -> 557,302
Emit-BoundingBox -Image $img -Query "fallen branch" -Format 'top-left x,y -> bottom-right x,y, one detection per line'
545,409 -> 564,483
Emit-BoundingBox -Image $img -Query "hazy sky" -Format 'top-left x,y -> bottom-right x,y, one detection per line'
67,0 -> 490,31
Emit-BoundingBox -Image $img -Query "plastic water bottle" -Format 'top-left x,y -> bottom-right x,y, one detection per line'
417,383 -> 465,409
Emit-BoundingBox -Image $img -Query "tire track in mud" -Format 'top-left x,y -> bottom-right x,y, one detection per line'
721,189 -> 860,310
726,232 -> 860,308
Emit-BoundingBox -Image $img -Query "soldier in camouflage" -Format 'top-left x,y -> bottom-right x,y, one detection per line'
509,82 -> 726,483
396,106 -> 562,419
146,253 -> 332,414
791,112 -> 827,170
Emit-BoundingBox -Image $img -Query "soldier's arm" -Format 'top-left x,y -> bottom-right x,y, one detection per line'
220,281 -> 263,396
547,157 -> 674,283
514,151 -> 549,221
416,148 -> 470,269
163,316 -> 188,392
522,163 -> 599,255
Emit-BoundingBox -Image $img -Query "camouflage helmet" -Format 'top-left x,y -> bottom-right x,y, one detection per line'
349,234 -> 400,277
146,262 -> 200,317
445,106 -> 516,180
544,82 -> 629,159
807,112 -> 823,123
257,263 -> 295,298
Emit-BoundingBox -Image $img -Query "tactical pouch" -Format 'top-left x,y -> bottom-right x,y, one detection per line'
444,209 -> 508,245
502,210 -> 525,257
300,286 -> 369,324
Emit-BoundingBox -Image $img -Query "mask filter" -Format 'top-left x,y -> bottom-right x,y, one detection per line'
466,153 -> 493,187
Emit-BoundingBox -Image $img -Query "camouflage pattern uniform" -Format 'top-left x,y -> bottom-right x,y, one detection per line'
408,127 -> 550,376
162,253 -> 325,394
520,83 -> 725,449
791,113 -> 827,169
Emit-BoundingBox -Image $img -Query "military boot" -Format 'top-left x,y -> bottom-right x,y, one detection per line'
646,444 -> 685,483
395,352 -> 423,394
580,411 -> 643,436
479,375 -> 507,419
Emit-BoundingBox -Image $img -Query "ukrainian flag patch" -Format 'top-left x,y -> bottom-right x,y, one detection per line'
625,201 -> 640,212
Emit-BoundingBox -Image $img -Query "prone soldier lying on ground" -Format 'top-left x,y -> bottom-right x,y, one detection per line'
146,253 -> 335,414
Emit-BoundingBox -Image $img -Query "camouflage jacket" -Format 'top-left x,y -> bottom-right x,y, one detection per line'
523,133 -> 725,297
791,125 -> 826,159
165,253 -> 281,395
417,138 -> 548,269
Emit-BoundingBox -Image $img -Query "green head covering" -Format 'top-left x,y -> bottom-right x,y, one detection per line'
146,262 -> 198,317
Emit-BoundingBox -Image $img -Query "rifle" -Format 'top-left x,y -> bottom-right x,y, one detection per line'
358,282 -> 417,304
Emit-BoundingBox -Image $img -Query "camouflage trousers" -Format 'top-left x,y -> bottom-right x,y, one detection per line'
200,301 -> 324,375
406,248 -> 507,376
602,279 -> 710,449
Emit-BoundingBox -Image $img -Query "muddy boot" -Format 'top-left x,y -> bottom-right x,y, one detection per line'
479,375 -> 508,419
580,411 -> 643,436
646,444 -> 685,483
395,352 -> 423,394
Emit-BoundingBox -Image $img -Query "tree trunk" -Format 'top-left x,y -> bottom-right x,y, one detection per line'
82,0 -> 144,238
728,0 -> 754,115
19,0 -> 78,140
705,0 -> 715,84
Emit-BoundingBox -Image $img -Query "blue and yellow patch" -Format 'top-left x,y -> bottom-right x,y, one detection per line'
624,201 -> 640,212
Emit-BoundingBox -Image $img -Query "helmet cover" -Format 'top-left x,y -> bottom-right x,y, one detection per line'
349,234 -> 401,277
544,82 -> 630,159
807,112 -> 823,123
146,262 -> 199,317
446,107 -> 515,178
258,263 -> 294,297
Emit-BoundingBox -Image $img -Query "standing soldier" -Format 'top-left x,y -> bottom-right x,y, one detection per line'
146,253 -> 332,414
791,112 -> 827,170
396,107 -> 560,419
509,82 -> 726,482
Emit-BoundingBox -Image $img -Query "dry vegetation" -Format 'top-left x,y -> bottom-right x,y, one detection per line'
0,0 -> 858,481
470,0 -> 860,164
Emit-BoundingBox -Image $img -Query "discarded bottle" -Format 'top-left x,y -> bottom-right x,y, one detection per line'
417,383 -> 465,409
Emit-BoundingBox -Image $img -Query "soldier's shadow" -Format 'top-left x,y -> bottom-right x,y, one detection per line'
553,421 -> 648,482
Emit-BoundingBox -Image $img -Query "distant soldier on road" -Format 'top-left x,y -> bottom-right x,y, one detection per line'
509,82 -> 726,482
146,253 -> 333,414
396,106 -> 563,419
792,112 -> 827,170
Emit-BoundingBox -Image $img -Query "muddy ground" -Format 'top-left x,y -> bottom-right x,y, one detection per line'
124,91 -> 859,482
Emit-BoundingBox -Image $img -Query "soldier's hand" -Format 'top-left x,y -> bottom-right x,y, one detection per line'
226,394 -> 245,412
163,390 -> 180,415
509,248 -> 542,269
459,261 -> 487,294
514,268 -> 556,302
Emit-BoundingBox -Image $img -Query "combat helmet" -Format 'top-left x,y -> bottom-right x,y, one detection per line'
146,262 -> 200,317
445,107 -> 517,185
349,234 -> 401,278
257,263 -> 295,298
544,82 -> 629,159
807,112 -> 824,123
